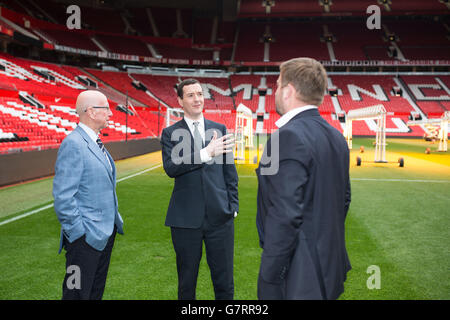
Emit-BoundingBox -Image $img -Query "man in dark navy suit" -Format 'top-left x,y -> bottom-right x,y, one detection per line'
160,78 -> 238,300
256,58 -> 351,300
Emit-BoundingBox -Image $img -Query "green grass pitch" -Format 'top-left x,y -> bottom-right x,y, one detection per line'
0,138 -> 449,299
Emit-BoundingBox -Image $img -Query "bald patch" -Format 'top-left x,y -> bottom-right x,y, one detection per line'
76,90 -> 108,115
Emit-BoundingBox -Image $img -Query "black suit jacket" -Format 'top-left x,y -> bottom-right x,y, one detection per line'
256,108 -> 351,300
161,118 -> 239,228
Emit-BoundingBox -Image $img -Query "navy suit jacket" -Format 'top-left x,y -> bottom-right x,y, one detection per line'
256,108 -> 351,300
160,118 -> 239,228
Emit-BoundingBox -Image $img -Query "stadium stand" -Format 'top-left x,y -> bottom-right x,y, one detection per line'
331,75 -> 416,114
131,74 -> 180,108
234,22 -> 266,62
151,7 -> 181,38
94,34 -> 152,57
327,21 -> 388,61
1,49 -> 443,152
85,69 -> 160,107
126,7 -> 154,36
37,28 -> 101,52
239,0 -> 323,17
79,6 -> 126,34
401,75 -> 450,117
386,20 -> 450,60
229,74 -> 261,112
1,0 -> 449,154
0,53 -> 165,154
269,21 -> 330,62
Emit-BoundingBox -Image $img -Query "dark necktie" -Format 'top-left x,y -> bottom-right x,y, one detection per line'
193,121 -> 203,150
96,138 -> 105,153
96,138 -> 112,171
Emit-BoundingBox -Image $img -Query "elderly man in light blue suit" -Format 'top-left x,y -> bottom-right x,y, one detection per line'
53,90 -> 124,300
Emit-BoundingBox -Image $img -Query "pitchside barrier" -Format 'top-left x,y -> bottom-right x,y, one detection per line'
0,138 -> 161,187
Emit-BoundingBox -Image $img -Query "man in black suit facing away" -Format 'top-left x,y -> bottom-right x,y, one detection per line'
160,78 -> 238,300
256,58 -> 351,300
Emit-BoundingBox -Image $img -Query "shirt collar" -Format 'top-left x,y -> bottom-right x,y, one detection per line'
275,105 -> 318,128
78,122 -> 99,143
183,115 -> 204,130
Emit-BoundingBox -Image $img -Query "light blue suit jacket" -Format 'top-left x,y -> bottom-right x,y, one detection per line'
53,125 -> 124,253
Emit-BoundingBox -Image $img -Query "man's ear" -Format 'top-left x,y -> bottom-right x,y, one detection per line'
85,107 -> 94,119
177,96 -> 183,108
284,83 -> 296,100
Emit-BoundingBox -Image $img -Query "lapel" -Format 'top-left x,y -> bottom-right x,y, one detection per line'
105,148 -> 116,182
179,118 -> 196,152
204,118 -> 212,147
204,118 -> 222,147
75,126 -> 114,184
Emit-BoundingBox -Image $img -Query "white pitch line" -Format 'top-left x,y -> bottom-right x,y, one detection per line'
2,166 -> 447,227
0,164 -> 162,227
238,175 -> 450,183
0,203 -> 54,227
351,178 -> 450,183
117,164 -> 162,182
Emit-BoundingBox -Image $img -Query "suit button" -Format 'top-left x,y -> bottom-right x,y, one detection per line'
280,266 -> 287,279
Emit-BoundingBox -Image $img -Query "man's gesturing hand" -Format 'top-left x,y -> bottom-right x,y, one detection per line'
205,131 -> 235,158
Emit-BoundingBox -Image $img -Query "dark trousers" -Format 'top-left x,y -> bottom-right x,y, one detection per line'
62,227 -> 117,300
171,218 -> 234,300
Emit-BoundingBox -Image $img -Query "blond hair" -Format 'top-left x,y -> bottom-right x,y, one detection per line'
279,57 -> 327,106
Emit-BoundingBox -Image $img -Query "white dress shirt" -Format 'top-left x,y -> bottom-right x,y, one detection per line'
183,116 -> 236,217
78,122 -> 98,144
183,116 -> 212,163
275,105 -> 318,128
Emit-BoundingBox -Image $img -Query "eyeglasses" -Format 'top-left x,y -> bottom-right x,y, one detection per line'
84,106 -> 110,112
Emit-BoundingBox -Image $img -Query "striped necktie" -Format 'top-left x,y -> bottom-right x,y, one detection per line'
96,138 -> 112,171
96,138 -> 105,153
